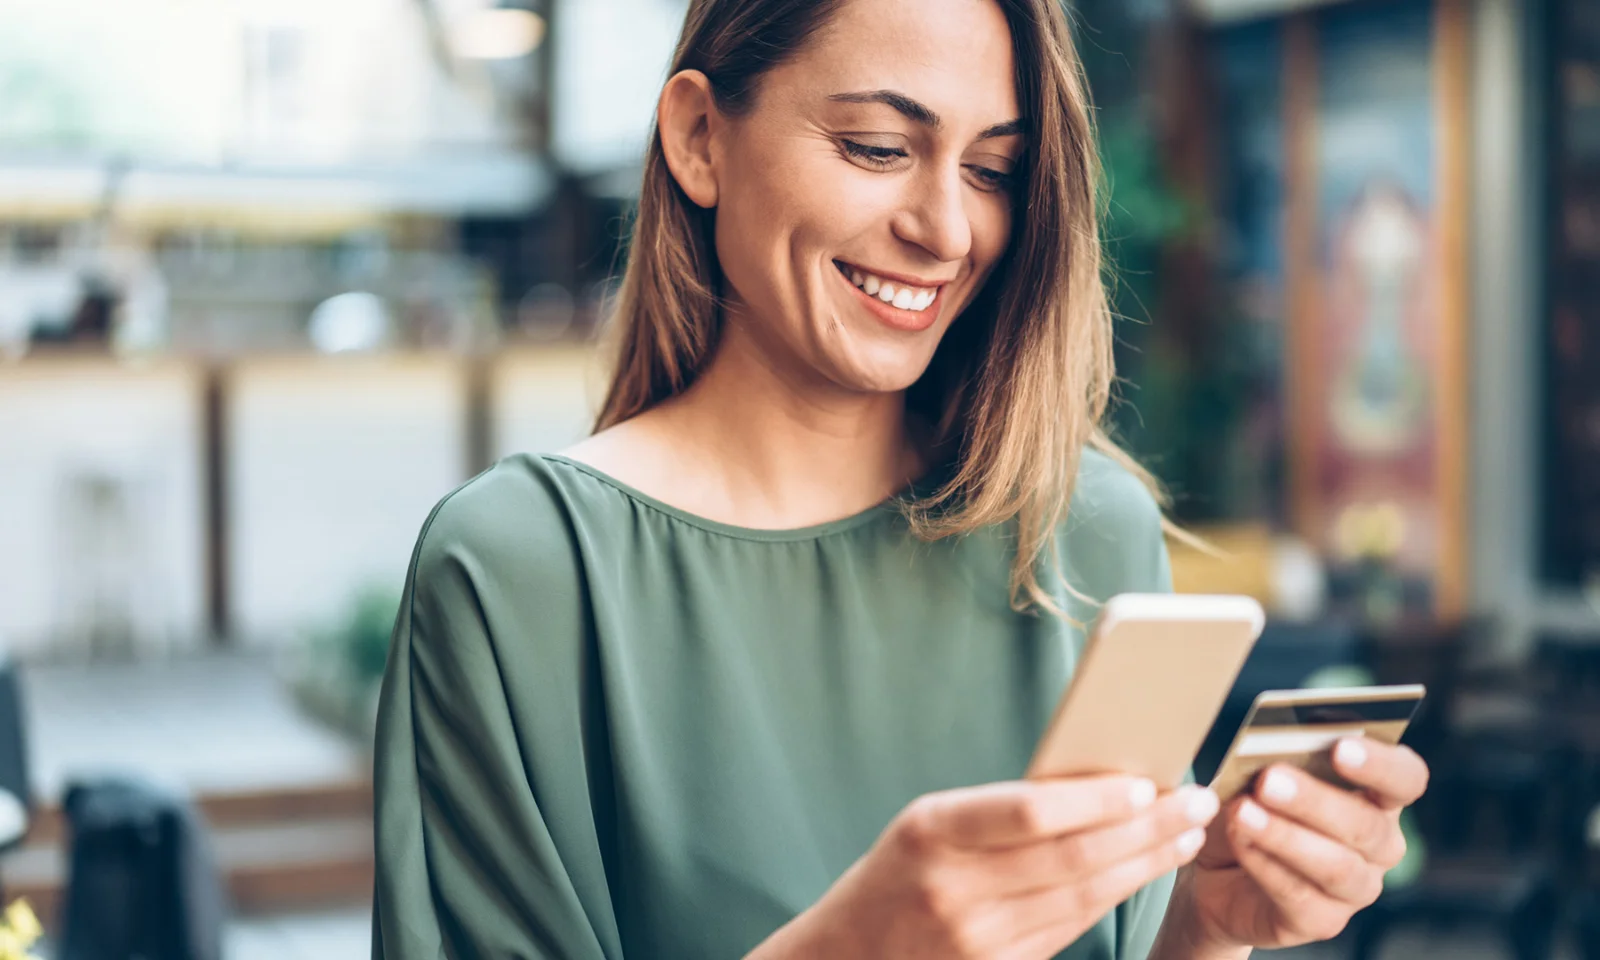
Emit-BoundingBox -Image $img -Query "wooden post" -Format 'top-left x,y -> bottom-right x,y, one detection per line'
1283,13 -> 1321,547
1435,0 -> 1474,619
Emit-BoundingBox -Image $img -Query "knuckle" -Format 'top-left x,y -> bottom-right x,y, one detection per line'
1311,912 -> 1352,943
1278,870 -> 1321,914
912,868 -> 962,926
1330,851 -> 1375,901
896,798 -> 942,853
1099,781 -> 1133,819
1068,878 -> 1104,922
1052,833 -> 1092,876
1359,868 -> 1386,907
1012,794 -> 1049,836
945,916 -> 990,959
1383,830 -> 1409,869
1355,813 -> 1391,856
1151,803 -> 1187,840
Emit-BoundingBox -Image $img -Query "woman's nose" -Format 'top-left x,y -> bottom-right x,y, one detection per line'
893,166 -> 973,264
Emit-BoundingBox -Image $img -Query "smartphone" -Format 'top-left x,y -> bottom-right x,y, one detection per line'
1027,593 -> 1266,790
1208,684 -> 1426,801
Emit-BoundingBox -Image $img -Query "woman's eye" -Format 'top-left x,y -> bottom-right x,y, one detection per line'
839,139 -> 908,168
966,165 -> 1014,193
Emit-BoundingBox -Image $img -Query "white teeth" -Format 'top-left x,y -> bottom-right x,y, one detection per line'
841,263 -> 939,312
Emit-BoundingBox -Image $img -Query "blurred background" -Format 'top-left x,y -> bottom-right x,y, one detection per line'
0,0 -> 1594,956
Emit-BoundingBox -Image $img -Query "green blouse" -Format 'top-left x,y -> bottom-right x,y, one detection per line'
372,449 -> 1178,959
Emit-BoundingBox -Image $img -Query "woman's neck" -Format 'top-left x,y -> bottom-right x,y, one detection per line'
567,326 -> 924,530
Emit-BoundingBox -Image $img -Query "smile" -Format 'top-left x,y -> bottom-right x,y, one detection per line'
832,260 -> 940,313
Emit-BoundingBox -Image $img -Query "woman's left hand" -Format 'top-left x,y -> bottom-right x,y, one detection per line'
1176,737 -> 1430,952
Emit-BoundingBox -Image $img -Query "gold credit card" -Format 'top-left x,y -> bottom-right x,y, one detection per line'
1209,684 -> 1426,801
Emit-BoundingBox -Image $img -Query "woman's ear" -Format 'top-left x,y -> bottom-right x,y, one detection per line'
658,70 -> 722,209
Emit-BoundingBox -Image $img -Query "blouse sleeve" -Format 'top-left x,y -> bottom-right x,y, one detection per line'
371,481 -> 621,960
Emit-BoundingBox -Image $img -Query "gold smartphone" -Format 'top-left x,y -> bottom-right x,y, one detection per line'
1027,593 -> 1267,790
1208,685 -> 1427,801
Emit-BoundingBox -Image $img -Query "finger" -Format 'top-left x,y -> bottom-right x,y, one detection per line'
923,776 -> 1158,849
1195,798 -> 1244,869
982,786 -> 1220,895
1230,798 -> 1384,906
1330,738 -> 1430,810
977,821 -> 1209,953
1253,765 -> 1404,867
1233,838 -> 1355,945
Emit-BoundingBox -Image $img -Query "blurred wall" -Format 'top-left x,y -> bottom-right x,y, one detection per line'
225,355 -> 470,646
0,359 -> 208,656
1470,0 -> 1598,648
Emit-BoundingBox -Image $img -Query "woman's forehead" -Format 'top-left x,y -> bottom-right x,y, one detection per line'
776,0 -> 1022,122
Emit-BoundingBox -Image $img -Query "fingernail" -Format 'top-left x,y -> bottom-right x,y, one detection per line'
1336,738 -> 1368,770
1185,787 -> 1221,824
1129,779 -> 1157,810
1238,799 -> 1269,832
1177,828 -> 1206,856
1261,770 -> 1297,804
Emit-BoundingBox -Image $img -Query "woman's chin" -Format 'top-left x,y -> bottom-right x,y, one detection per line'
821,343 -> 938,396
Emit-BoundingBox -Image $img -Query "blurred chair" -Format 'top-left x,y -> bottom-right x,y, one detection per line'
55,466 -> 157,660
59,776 -> 226,960
1571,803 -> 1600,960
0,656 -> 33,864
1532,631 -> 1600,959
1532,632 -> 1600,890
1580,892 -> 1600,960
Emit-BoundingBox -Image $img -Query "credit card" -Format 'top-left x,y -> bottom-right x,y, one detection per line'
1209,684 -> 1426,801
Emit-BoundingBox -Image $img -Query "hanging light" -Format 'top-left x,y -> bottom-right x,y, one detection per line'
453,7 -> 546,61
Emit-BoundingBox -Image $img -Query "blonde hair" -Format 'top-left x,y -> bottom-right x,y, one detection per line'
596,0 -> 1174,613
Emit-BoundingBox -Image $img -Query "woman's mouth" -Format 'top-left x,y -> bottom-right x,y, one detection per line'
832,260 -> 945,333
833,260 -> 940,312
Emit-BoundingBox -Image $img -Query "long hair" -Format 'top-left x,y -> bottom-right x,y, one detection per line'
595,0 -> 1173,613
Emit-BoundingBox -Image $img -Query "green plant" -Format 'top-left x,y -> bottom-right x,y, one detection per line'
291,584 -> 401,745
329,586 -> 401,688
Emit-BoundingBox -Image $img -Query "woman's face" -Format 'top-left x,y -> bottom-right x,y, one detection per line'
708,0 -> 1023,395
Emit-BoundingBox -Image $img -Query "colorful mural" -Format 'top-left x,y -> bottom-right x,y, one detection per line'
1206,0 -> 1471,619
1311,0 -> 1442,614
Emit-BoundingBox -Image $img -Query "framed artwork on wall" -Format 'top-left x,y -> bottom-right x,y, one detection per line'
1211,0 -> 1472,620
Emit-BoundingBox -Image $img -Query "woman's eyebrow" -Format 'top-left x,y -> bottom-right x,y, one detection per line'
827,89 -> 1024,141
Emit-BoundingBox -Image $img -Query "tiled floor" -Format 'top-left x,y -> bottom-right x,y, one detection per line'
229,908 -> 373,960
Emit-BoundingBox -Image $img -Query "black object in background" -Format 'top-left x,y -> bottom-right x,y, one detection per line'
58,777 -> 226,960
0,657 -> 33,849
1194,618 -> 1360,784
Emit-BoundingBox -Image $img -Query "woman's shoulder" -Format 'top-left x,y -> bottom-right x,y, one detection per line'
1067,447 -> 1165,542
408,454 -> 595,590
1057,447 -> 1171,601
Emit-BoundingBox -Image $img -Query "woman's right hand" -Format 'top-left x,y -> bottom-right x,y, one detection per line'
752,776 -> 1220,960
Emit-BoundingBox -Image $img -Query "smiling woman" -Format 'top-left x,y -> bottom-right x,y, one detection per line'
372,2 -> 1430,959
